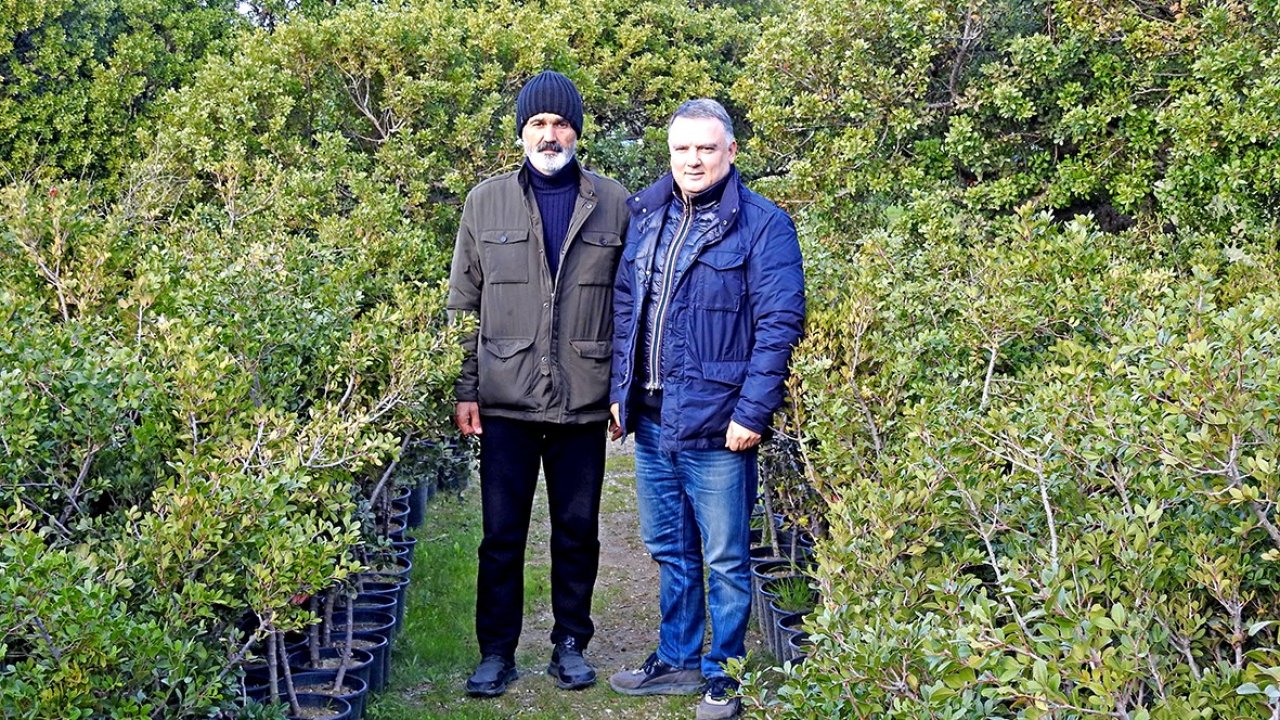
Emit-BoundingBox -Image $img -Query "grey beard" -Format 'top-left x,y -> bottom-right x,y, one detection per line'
525,145 -> 576,175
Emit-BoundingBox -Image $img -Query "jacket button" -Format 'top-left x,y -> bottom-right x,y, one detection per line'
543,302 -> 549,309
585,203 -> 593,209
499,235 -> 508,243
541,356 -> 548,363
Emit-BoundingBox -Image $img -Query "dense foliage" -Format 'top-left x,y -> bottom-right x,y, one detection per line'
0,0 -> 752,716
0,0 -> 245,186
7,0 -> 1280,716
735,0 -> 1280,717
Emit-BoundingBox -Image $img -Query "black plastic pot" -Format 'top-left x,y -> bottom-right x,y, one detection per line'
406,481 -> 427,528
289,671 -> 368,720
786,632 -> 813,664
338,590 -> 398,620
287,694 -> 352,720
243,676 -> 270,702
750,560 -> 800,633
776,612 -> 807,662
759,576 -> 805,658
328,608 -> 397,645
393,536 -> 418,563
347,631 -> 391,692
774,527 -> 815,558
358,575 -> 408,626
288,647 -> 375,687
750,544 -> 785,569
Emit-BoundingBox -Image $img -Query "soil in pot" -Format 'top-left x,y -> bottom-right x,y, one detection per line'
366,557 -> 412,580
336,592 -> 398,618
289,647 -> 375,686
343,631 -> 390,692
355,578 -> 407,626
285,694 -> 352,720
291,671 -> 368,720
328,608 -> 396,644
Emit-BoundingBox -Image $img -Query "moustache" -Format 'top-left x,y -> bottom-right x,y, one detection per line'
536,141 -> 564,154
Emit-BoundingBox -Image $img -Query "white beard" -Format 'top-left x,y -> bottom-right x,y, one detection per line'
525,142 -> 576,175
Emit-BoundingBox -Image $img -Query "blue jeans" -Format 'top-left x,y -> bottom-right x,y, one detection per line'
632,415 -> 757,679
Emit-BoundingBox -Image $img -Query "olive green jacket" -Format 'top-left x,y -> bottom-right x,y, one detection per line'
447,164 -> 629,423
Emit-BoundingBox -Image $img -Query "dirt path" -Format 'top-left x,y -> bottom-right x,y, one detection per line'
499,443 -> 690,719
494,442 -> 769,719
380,441 -> 769,720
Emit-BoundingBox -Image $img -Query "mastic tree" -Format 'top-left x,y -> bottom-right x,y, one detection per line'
0,0 -> 245,186
0,0 -> 762,715
733,0 -> 1280,717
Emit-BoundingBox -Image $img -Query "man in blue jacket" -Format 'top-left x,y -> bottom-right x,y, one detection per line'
606,99 -> 805,720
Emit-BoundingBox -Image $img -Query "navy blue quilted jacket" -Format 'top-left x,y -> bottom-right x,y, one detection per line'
610,169 -> 805,451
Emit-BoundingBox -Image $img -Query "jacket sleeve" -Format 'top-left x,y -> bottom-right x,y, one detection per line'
732,210 -> 805,434
448,196 -> 482,403
610,233 -> 637,409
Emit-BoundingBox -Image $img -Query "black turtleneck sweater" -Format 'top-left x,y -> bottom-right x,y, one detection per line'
527,159 -> 580,280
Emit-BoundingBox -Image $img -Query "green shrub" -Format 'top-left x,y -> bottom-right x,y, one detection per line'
0,0 -> 244,186
735,0 -> 1280,716
1,0 -> 761,713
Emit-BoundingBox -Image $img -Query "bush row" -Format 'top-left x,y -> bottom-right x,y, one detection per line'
736,0 -> 1280,717
0,0 -> 755,716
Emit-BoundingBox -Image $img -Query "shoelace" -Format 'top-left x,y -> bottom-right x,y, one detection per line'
638,652 -> 662,675
705,677 -> 737,700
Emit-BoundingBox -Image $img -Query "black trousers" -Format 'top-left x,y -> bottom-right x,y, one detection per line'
475,416 -> 606,660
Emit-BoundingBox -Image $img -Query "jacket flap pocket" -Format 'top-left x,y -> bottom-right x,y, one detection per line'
696,250 -> 746,270
481,230 -> 529,245
483,336 -> 534,359
570,339 -> 611,360
701,360 -> 749,385
580,231 -> 622,248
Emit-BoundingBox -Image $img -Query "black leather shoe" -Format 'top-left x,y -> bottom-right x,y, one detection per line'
546,637 -> 597,690
466,654 -> 517,697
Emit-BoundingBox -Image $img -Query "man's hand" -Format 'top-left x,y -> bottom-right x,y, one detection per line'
609,403 -> 623,441
726,420 -> 761,452
455,402 -> 483,436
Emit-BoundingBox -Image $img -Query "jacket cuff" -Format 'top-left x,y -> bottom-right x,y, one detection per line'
455,384 -> 478,403
730,412 -> 767,436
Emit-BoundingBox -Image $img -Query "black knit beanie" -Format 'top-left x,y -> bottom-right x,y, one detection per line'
515,71 -> 583,138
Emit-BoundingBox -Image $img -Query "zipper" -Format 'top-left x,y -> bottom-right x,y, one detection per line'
644,200 -> 693,392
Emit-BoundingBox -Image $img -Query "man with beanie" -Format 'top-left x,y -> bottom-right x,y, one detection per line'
448,70 -> 629,697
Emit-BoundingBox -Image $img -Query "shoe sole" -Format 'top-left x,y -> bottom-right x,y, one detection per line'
466,668 -> 518,697
546,661 -> 597,690
696,708 -> 741,720
608,679 -> 705,696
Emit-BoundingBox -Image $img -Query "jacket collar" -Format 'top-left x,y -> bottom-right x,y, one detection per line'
518,159 -> 598,200
628,167 -> 740,229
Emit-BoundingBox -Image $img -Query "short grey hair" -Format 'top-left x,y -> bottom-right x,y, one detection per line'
668,99 -> 735,143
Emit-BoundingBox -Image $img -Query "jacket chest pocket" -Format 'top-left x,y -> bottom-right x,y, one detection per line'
692,250 -> 746,311
481,229 -> 530,284
574,231 -> 623,285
